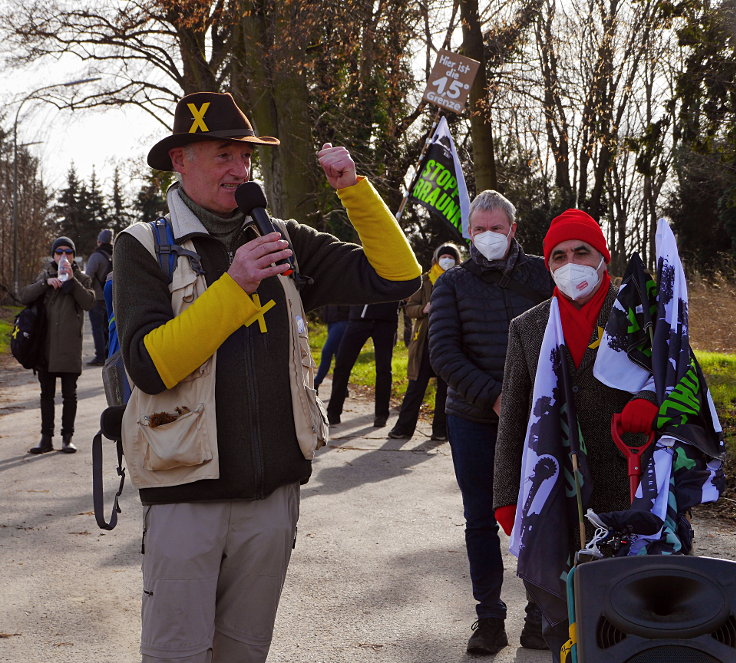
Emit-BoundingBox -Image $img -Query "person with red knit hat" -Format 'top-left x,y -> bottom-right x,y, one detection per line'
492,209 -> 657,660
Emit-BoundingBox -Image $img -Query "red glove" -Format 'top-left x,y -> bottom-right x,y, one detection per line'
619,399 -> 658,433
495,505 -> 516,536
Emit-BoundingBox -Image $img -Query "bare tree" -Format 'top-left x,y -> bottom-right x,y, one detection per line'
1,0 -> 425,223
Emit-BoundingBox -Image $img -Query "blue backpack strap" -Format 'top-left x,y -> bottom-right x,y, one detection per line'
147,217 -> 205,283
148,218 -> 178,281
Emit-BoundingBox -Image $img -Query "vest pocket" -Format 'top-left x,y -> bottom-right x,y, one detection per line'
297,330 -> 329,454
305,385 -> 329,438
139,403 -> 212,471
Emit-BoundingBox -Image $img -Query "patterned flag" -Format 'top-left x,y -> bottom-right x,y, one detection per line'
593,218 -> 725,555
510,297 -> 592,626
409,116 -> 471,239
594,253 -> 656,393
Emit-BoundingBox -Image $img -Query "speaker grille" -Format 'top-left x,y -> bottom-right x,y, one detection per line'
711,615 -> 736,648
596,615 -> 627,649
625,645 -> 720,663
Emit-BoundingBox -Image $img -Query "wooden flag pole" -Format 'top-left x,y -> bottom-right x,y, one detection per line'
395,106 -> 443,221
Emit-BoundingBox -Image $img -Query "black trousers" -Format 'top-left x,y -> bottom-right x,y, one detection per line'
38,369 -> 79,437
391,343 -> 447,437
523,580 -> 570,662
327,319 -> 396,420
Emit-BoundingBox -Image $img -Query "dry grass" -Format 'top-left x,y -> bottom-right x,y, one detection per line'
688,273 -> 736,354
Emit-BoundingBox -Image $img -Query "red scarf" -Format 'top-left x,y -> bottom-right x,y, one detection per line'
555,272 -> 611,367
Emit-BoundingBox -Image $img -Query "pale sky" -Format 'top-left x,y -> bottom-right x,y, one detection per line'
2,43 -> 440,200
4,58 -> 163,196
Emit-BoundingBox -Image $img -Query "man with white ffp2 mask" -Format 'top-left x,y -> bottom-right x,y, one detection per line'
493,208 -> 661,660
428,190 -> 554,656
551,254 -> 605,301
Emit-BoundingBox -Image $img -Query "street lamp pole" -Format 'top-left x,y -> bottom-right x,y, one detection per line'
11,76 -> 101,298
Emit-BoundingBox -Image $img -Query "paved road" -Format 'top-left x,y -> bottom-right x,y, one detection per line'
1,324 -> 734,663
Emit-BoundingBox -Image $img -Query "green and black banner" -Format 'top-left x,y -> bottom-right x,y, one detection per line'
409,117 -> 470,239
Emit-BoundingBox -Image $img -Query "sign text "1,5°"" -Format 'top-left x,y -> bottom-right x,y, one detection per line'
422,49 -> 480,114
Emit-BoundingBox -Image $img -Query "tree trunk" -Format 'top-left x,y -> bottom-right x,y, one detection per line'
234,1 -> 320,223
460,0 -> 497,192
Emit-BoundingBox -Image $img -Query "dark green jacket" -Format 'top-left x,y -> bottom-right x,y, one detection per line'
114,216 -> 420,505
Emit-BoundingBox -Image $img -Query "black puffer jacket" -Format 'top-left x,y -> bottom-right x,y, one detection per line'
428,240 -> 553,423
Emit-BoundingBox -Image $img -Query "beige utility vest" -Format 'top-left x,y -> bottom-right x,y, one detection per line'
120,192 -> 328,490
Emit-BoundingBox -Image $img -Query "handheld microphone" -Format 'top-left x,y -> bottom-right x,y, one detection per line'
235,181 -> 294,276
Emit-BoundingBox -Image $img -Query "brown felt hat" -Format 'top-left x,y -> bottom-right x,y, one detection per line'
147,91 -> 280,171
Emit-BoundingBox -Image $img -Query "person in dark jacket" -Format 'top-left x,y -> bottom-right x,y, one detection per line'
326,301 -> 400,427
85,228 -> 114,365
388,243 -> 461,441
114,91 -> 421,663
313,304 -> 350,394
428,190 -> 554,656
21,237 -> 95,454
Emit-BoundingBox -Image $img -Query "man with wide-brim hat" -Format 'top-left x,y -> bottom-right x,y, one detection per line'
146,91 -> 280,171
113,90 -> 422,662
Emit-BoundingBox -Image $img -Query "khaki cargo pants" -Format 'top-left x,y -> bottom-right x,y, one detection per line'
139,483 -> 299,662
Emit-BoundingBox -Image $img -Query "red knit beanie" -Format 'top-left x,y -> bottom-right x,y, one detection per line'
543,209 -> 611,267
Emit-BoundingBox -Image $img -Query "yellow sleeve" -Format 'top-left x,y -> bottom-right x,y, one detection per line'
143,273 -> 268,389
337,177 -> 421,281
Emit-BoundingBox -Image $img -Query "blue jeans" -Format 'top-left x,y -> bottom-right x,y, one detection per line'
447,414 -> 506,620
89,299 -> 108,361
314,320 -> 348,389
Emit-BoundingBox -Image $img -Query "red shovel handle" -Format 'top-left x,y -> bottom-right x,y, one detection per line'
611,413 -> 656,501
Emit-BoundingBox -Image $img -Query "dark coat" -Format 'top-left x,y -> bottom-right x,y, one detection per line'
85,244 -> 113,300
115,217 -> 419,505
20,260 -> 95,373
405,274 -> 433,381
347,301 -> 399,322
428,241 -> 553,423
493,285 -> 656,516
321,304 -> 350,324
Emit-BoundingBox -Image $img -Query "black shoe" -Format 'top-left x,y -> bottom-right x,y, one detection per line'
430,432 -> 448,441
373,416 -> 388,428
328,413 -> 341,425
520,617 -> 548,649
467,618 -> 508,656
387,429 -> 411,439
29,435 -> 54,454
87,358 -> 105,366
60,435 -> 77,454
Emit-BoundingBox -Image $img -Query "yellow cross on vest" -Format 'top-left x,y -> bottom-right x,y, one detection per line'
588,325 -> 604,350
187,102 -> 210,133
247,294 -> 276,333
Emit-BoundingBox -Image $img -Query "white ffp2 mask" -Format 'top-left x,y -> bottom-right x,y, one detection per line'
473,228 -> 511,261
552,257 -> 604,301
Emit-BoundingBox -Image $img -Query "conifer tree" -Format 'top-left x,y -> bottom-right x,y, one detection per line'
84,167 -> 110,254
110,166 -> 134,234
54,164 -> 85,249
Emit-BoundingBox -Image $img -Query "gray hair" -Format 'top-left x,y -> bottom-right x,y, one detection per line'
171,144 -> 198,182
469,190 -> 516,224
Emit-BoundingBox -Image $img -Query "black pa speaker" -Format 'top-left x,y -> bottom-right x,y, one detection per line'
574,555 -> 736,663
